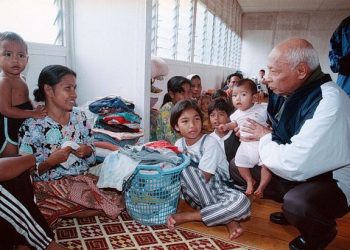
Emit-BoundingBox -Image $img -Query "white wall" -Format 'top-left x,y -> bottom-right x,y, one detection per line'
73,0 -> 152,140
24,43 -> 69,100
151,59 -> 237,110
240,10 -> 350,81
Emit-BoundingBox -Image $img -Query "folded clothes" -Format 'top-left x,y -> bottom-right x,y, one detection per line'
93,133 -> 139,147
92,128 -> 143,140
94,141 -> 119,151
89,96 -> 135,115
95,118 -> 139,133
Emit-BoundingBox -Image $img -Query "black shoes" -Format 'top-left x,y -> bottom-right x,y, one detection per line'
289,227 -> 337,250
269,211 -> 290,225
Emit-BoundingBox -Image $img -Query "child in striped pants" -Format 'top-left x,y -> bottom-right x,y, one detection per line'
167,99 -> 251,240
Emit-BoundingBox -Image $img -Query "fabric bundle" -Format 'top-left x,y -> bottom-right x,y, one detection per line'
88,96 -> 144,163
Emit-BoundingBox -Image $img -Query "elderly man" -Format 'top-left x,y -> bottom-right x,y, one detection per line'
241,38 -> 350,250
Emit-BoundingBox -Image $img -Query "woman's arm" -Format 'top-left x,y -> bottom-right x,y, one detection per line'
37,147 -> 72,175
0,155 -> 36,181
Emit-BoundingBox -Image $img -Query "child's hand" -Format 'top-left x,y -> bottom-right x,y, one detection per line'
217,124 -> 228,133
31,105 -> 47,118
73,144 -> 93,158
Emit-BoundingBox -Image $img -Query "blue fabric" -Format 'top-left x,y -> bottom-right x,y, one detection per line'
116,112 -> 141,123
89,96 -> 135,114
93,133 -> 139,147
329,16 -> 350,95
120,146 -> 182,166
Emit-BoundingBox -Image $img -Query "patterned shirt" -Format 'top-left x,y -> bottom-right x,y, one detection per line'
19,107 -> 96,181
154,102 -> 180,144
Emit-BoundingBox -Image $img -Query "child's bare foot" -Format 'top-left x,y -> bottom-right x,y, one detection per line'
254,187 -> 264,198
226,221 -> 244,240
245,179 -> 256,195
167,215 -> 177,232
166,211 -> 202,232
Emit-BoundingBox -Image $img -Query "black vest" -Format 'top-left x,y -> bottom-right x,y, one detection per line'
268,74 -> 332,145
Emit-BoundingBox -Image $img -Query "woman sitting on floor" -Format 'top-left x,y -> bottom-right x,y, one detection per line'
18,65 -> 122,227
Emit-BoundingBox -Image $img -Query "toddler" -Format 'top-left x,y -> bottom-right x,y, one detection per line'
219,79 -> 271,198
0,32 -> 46,156
167,99 -> 250,240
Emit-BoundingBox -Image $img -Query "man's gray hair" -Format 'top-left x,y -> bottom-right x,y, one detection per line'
285,45 -> 320,71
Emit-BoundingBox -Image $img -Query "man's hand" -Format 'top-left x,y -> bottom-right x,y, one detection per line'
239,118 -> 272,142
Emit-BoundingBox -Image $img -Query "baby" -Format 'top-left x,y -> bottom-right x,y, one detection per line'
0,32 -> 46,156
219,78 -> 271,198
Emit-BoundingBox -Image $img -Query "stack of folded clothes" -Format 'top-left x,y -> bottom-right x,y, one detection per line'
88,96 -> 144,163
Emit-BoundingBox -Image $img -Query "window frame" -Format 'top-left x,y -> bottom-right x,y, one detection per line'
151,0 -> 242,68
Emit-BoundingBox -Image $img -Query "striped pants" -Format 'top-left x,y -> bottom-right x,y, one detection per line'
0,171 -> 53,250
180,166 -> 251,226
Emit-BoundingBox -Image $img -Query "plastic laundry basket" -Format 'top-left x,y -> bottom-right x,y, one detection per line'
123,154 -> 190,226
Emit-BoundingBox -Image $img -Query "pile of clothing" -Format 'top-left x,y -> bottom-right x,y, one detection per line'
88,96 -> 144,163
96,140 -> 182,191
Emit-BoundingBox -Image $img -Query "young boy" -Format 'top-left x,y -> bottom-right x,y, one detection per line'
0,32 -> 46,157
153,76 -> 192,143
208,98 -> 240,165
219,79 -> 271,198
167,99 -> 250,240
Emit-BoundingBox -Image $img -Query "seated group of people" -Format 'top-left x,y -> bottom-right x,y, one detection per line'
1,31 -> 350,250
151,37 -> 350,250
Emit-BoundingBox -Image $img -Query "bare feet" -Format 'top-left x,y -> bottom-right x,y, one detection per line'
254,186 -> 264,198
166,211 -> 202,232
245,179 -> 256,196
167,215 -> 177,232
226,221 -> 244,240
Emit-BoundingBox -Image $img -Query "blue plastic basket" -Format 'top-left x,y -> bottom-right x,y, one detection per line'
123,154 -> 190,225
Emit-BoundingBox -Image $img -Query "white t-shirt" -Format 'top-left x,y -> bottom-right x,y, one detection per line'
175,135 -> 229,177
230,103 -> 268,138
209,130 -> 233,154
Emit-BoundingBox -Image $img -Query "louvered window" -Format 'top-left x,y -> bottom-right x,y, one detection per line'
152,0 -> 242,68
152,0 -> 194,61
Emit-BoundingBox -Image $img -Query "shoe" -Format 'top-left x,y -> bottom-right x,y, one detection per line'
289,236 -> 307,250
289,227 -> 337,250
269,211 -> 290,225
